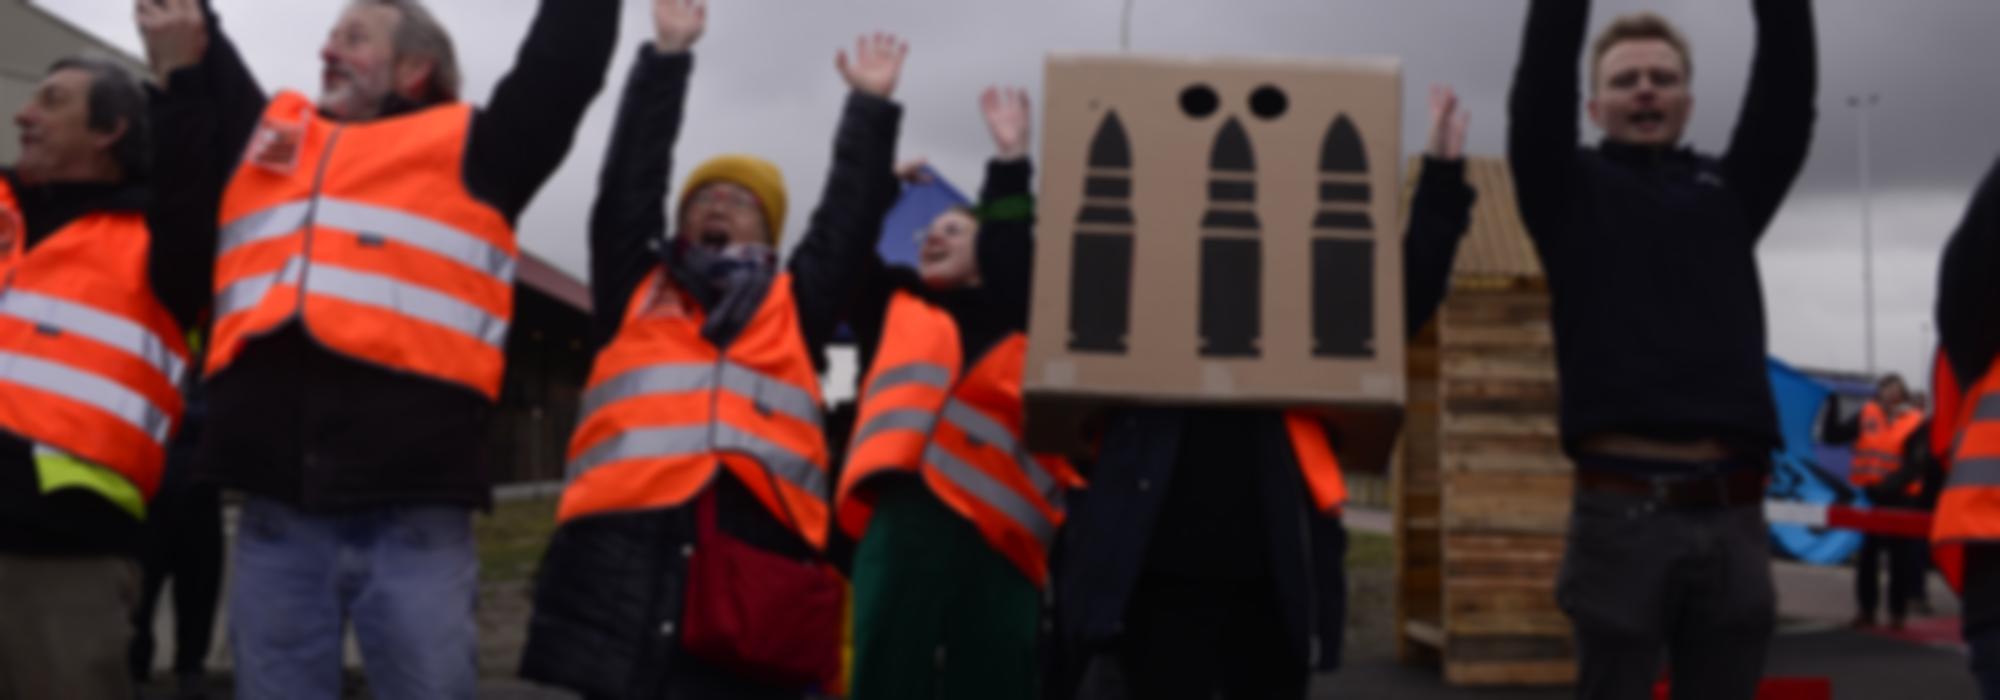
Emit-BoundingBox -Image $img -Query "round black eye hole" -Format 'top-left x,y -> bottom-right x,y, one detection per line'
1180,84 -> 1220,119
1250,85 -> 1289,120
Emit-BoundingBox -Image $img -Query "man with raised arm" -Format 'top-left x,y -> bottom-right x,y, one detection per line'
1507,1 -> 1817,697
135,0 -> 618,696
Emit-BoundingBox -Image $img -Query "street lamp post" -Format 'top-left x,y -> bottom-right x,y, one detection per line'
1850,93 -> 1880,377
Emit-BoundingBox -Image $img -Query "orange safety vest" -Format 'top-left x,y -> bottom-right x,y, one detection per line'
209,91 -> 517,399
1287,410 -> 1350,515
0,181 -> 188,499
1852,400 -> 1925,495
1934,355 -> 2000,550
836,293 -> 1085,586
558,270 -> 831,548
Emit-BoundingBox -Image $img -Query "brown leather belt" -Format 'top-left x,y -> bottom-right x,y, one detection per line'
1574,467 -> 1766,509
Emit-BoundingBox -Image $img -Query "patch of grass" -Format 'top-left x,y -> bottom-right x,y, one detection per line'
477,497 -> 559,583
1347,530 -> 1394,570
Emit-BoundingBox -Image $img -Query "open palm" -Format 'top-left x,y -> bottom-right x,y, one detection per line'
982,86 -> 1032,161
837,33 -> 909,99
654,0 -> 706,52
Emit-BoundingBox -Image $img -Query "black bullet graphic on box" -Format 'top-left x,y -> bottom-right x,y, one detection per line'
1068,111 -> 1135,354
1311,114 -> 1376,358
1198,117 -> 1261,358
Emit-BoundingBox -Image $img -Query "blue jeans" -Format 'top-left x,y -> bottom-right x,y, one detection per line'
228,496 -> 477,700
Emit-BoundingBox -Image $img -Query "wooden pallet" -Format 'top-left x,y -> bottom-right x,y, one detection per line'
1394,278 -> 1577,686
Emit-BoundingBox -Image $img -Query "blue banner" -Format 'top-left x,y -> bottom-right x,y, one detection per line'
1766,358 -> 1866,565
876,166 -> 972,268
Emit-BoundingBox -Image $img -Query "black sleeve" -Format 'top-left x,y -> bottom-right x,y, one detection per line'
975,158 -> 1035,332
463,0 -> 620,222
145,0 -> 270,332
1880,420 -> 1932,500
1506,0 -> 1589,246
1402,157 -> 1476,339
1939,156 -> 2000,386
1721,0 -> 1819,239
846,259 -> 914,384
786,93 -> 905,359
585,47 -> 692,351
1819,401 -> 1861,445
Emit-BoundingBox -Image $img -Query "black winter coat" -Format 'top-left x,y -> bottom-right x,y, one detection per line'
1049,158 -> 1476,686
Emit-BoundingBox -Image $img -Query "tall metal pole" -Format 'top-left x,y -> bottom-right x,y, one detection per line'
1851,94 -> 1879,376
1121,0 -> 1135,51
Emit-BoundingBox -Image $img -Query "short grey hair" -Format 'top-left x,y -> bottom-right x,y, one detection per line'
358,0 -> 461,104
46,55 -> 150,181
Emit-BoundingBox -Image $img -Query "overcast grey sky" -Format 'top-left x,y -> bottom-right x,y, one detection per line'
38,0 -> 2000,387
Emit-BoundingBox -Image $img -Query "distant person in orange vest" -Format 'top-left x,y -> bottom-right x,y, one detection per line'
1822,374 -> 1930,629
1508,0 -> 1816,696
1930,155 -> 2000,699
135,0 -> 619,696
518,1 -> 908,697
836,86 -> 1084,700
0,56 -> 205,700
1048,85 -> 1477,700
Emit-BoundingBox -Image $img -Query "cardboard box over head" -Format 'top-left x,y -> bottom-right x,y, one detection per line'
1024,52 -> 1406,471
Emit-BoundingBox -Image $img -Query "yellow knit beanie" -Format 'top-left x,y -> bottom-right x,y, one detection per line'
678,154 -> 788,244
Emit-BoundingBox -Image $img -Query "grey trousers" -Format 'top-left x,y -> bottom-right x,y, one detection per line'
0,553 -> 139,700
1558,488 -> 1776,700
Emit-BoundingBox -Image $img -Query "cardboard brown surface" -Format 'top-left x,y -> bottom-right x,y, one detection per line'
1024,52 -> 1406,465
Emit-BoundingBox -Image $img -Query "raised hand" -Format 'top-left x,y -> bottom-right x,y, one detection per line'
1426,84 -> 1470,161
895,157 -> 933,184
981,86 -> 1031,161
836,33 -> 909,99
135,0 -> 209,85
654,0 -> 706,53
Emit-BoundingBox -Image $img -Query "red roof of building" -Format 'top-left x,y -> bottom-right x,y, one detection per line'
518,250 -> 591,312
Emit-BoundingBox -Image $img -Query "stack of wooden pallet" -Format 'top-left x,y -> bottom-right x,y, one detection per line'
1392,158 -> 1575,686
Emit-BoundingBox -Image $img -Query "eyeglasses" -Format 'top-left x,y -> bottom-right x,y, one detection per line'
688,187 -> 761,213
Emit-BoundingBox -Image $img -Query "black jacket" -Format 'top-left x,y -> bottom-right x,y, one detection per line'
1049,158 -> 1475,686
520,47 -> 902,698
1939,157 -> 2000,397
1508,0 -> 1817,459
150,0 -> 619,512
0,172 -> 209,556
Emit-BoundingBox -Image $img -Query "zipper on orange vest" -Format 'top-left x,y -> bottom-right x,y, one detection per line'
295,124 -> 347,318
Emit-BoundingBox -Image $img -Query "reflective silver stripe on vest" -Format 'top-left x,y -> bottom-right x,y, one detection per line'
1854,449 -> 1901,466
0,349 -> 170,444
215,256 -> 307,319
218,201 -> 312,254
583,361 -> 822,427
1945,395 -> 2000,487
940,399 -> 1060,502
564,422 -> 828,498
851,408 -> 938,447
581,362 -> 714,417
1976,394 -> 2000,421
717,362 -> 821,426
565,425 -> 709,480
312,198 -> 516,282
305,263 -> 509,348
863,362 -> 952,400
0,289 -> 187,385
1949,458 -> 2000,488
925,443 -> 1055,547
714,423 -> 829,497
220,198 -> 515,285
